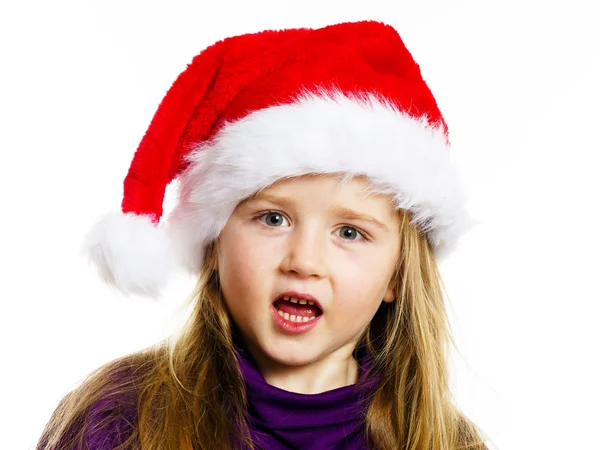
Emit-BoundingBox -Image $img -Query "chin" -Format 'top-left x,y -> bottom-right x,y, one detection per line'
259,337 -> 321,366
271,351 -> 316,367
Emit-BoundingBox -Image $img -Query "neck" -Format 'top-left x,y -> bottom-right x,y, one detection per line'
242,339 -> 360,394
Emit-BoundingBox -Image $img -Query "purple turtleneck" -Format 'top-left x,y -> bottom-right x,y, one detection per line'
234,335 -> 378,450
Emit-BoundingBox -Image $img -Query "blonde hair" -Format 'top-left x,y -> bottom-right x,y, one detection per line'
38,207 -> 487,449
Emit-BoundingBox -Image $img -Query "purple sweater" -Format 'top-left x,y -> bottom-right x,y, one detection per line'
235,338 -> 377,449
39,343 -> 378,449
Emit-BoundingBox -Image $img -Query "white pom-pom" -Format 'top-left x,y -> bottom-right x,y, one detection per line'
82,211 -> 176,297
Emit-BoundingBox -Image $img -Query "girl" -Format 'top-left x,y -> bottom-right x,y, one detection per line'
37,20 -> 488,449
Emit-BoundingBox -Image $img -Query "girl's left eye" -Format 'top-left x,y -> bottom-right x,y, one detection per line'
337,226 -> 366,241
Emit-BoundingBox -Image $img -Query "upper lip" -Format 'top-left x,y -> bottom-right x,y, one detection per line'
274,290 -> 324,311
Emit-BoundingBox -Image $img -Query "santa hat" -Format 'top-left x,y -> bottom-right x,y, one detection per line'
84,20 -> 474,297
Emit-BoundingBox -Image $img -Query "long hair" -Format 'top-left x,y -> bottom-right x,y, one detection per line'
38,207 -> 487,449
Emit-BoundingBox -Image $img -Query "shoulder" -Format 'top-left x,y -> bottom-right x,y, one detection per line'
37,353 -> 150,450
83,389 -> 138,449
83,354 -> 143,448
37,389 -> 138,450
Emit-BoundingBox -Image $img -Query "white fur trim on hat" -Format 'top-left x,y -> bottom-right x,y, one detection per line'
166,90 -> 476,275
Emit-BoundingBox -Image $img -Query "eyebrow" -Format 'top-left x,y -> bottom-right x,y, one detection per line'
246,193 -> 391,232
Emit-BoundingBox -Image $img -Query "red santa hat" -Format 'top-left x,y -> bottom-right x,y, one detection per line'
84,20 -> 474,297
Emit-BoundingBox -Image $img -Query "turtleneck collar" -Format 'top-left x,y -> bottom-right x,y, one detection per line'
233,333 -> 379,449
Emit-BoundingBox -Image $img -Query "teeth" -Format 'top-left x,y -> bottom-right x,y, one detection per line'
281,296 -> 316,306
277,309 -> 316,323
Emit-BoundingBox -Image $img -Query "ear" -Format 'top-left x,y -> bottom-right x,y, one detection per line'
382,284 -> 396,303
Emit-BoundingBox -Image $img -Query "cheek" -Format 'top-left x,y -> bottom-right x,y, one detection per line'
218,232 -> 274,301
331,250 -> 395,309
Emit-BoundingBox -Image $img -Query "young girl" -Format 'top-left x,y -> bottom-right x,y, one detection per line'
37,20 -> 488,450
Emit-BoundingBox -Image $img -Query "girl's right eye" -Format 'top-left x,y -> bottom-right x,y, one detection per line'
257,211 -> 290,227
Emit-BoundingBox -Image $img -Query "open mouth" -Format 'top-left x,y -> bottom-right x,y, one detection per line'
273,296 -> 323,323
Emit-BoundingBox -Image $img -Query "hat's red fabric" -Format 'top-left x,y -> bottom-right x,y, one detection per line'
123,21 -> 446,224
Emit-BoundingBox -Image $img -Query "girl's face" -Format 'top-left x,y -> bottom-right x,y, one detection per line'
216,175 -> 401,377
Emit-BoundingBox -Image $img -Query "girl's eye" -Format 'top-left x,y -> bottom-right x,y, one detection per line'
338,226 -> 366,241
260,212 -> 289,227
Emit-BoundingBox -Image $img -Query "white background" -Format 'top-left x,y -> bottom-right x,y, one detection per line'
2,1 -> 598,449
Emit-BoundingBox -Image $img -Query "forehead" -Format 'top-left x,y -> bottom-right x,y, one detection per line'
259,173 -> 370,195
244,174 -> 399,222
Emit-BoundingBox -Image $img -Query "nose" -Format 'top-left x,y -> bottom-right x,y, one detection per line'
280,224 -> 327,279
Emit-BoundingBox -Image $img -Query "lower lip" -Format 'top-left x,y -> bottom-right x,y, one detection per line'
270,303 -> 322,334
